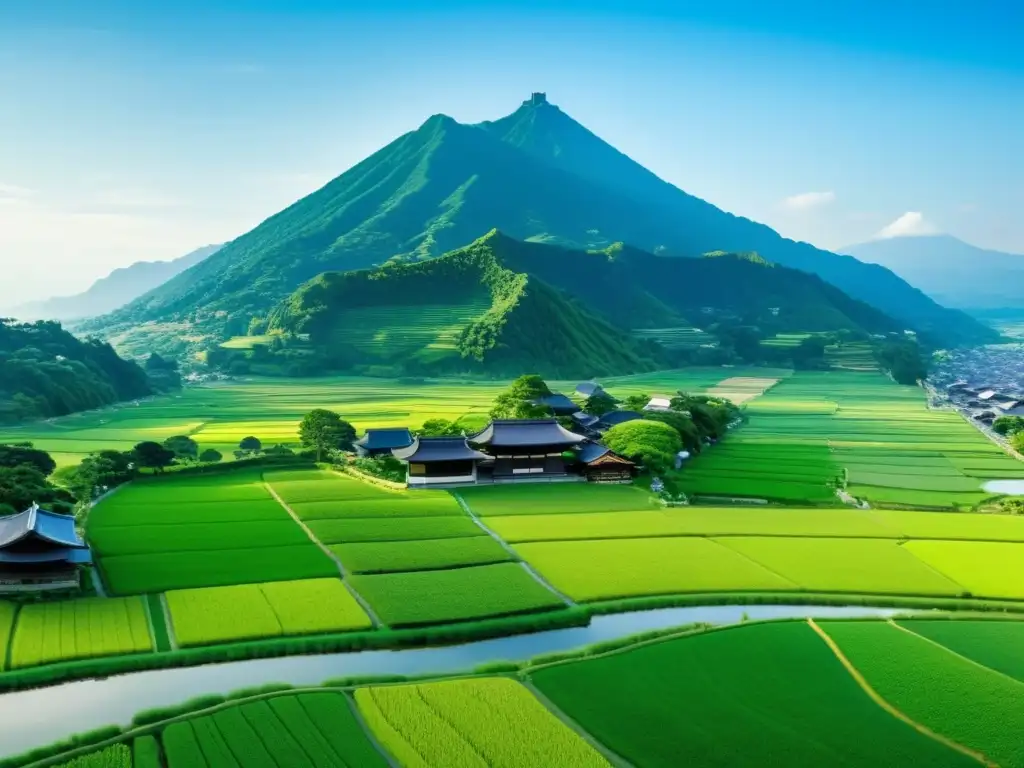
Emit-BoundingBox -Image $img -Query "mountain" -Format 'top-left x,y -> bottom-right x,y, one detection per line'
262,231 -> 902,377
88,94 -> 994,347
14,244 -> 221,322
0,319 -> 151,424
843,235 -> 1024,312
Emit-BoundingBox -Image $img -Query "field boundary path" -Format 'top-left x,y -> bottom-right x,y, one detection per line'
264,482 -> 384,628
157,594 -> 179,651
342,691 -> 401,768
520,679 -> 635,768
807,619 -> 996,767
452,491 -> 578,608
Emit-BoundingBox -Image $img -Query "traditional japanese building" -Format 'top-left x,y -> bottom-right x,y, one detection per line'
470,419 -> 586,478
595,409 -> 644,432
0,504 -> 92,592
355,428 -> 414,458
392,437 -> 489,487
531,393 -> 579,416
576,441 -> 637,483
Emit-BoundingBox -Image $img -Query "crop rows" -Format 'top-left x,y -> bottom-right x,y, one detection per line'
159,692 -> 387,767
332,536 -> 512,574
348,562 -> 564,626
356,677 -> 609,767
460,483 -> 656,516
0,601 -> 15,671
166,578 -> 372,647
54,745 -> 132,767
9,597 -> 152,669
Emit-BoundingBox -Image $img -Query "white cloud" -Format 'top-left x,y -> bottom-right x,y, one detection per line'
874,211 -> 941,239
0,182 -> 35,200
781,191 -> 836,211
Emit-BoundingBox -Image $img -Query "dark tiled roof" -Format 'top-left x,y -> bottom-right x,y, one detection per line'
577,440 -> 611,463
392,437 -> 488,462
471,419 -> 586,448
532,393 -> 579,414
0,506 -> 84,549
572,412 -> 600,428
356,428 -> 414,450
598,410 -> 644,428
575,382 -> 606,397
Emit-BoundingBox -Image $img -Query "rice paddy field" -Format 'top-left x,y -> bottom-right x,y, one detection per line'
675,370 -> 1024,509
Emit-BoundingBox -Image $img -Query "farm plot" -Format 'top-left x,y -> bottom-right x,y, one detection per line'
291,496 -> 463,521
705,376 -> 780,404
0,601 -> 15,671
166,578 -> 371,647
331,536 -> 512,574
89,520 -> 310,557
532,620 -> 973,767
902,540 -> 1024,599
54,745 -> 132,767
160,692 -> 388,768
488,506 -> 900,543
460,483 -> 656,516
101,544 -> 337,594
514,538 -> 795,602
9,597 -> 152,669
717,537 -> 966,597
348,562 -> 564,626
895,620 -> 1024,683
355,677 -> 609,767
876,509 -> 1024,542
821,620 -> 1024,767
307,516 -> 482,544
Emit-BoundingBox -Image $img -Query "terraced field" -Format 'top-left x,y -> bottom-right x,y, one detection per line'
631,326 -> 717,349
675,370 -> 1022,509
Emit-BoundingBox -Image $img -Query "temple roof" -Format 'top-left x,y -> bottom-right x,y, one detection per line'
575,382 -> 607,398
0,505 -> 85,549
571,411 -> 600,428
355,428 -> 414,450
577,440 -> 636,466
532,393 -> 579,415
597,410 -> 644,428
471,419 -> 585,448
392,437 -> 489,463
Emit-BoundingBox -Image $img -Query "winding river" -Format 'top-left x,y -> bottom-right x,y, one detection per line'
0,603 -> 913,755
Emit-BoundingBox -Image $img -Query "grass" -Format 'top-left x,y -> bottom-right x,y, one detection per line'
821,620 -> 1024,767
348,562 -> 565,626
460,483 -> 657,516
306,516 -> 482,544
331,536 -> 512,574
89,520 -> 310,556
54,745 -> 132,767
101,544 -> 338,594
88,499 -> 291,527
531,620 -> 974,767
717,537 -> 967,597
895,620 -> 1024,683
0,602 -> 15,671
166,578 -> 372,647
160,692 -> 389,768
290,496 -> 464,520
9,597 -> 152,669
355,677 -> 610,767
902,540 -> 1024,599
514,538 -> 795,602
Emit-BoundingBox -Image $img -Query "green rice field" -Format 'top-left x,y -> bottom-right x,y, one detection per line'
331,535 -> 512,574
166,578 -> 372,647
8,597 -> 152,669
355,677 -> 609,767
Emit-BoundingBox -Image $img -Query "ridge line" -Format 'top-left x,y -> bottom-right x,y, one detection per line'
806,618 -> 996,767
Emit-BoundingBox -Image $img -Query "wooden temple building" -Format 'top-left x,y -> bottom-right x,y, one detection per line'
0,504 -> 91,592
392,418 -> 635,487
355,428 -> 414,458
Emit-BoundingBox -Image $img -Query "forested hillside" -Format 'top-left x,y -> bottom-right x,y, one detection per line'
0,320 -> 151,423
258,231 -> 905,377
86,95 -> 994,349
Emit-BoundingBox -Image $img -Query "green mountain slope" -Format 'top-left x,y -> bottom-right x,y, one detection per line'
89,95 -> 994,347
0,320 -> 151,423
266,232 -> 662,377
263,231 -> 902,376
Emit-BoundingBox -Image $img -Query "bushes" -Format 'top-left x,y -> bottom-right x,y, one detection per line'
603,420 -> 682,473
351,455 -> 406,483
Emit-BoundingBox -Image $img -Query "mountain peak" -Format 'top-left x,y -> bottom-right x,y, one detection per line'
523,92 -> 549,107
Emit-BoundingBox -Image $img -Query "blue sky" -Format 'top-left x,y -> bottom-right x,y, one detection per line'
0,0 -> 1021,306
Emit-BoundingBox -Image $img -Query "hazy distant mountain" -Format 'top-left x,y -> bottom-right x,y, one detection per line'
14,244 -> 222,321
88,94 -> 994,346
843,235 -> 1024,311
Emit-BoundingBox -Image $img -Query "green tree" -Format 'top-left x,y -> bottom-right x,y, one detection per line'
299,409 -> 357,461
582,391 -> 617,416
199,448 -> 223,463
63,450 -> 134,500
132,441 -> 176,473
620,393 -> 651,412
1012,432 -> 1024,454
643,410 -> 702,453
791,336 -> 828,369
603,420 -> 682,474
0,443 -> 57,476
239,436 -> 263,454
993,416 -> 1024,436
489,375 -> 552,419
163,435 -> 199,461
418,418 -> 462,436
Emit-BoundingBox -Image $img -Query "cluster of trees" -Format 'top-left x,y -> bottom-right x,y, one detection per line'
993,416 -> 1024,452
0,319 -> 151,423
875,339 -> 928,385
0,444 -> 75,515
